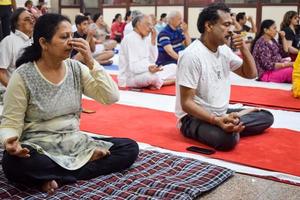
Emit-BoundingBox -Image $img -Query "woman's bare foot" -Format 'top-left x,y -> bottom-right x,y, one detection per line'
42,180 -> 58,195
148,86 -> 159,90
90,148 -> 110,162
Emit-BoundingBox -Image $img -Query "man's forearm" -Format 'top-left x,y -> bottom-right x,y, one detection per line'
87,35 -> 95,52
0,70 -> 10,87
240,47 -> 257,78
183,32 -> 192,46
164,45 -> 179,60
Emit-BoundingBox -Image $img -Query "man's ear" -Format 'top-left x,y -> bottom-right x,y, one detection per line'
39,37 -> 48,51
205,21 -> 213,32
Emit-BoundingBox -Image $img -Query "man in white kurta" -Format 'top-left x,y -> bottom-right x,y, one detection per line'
0,8 -> 33,90
118,14 -> 164,89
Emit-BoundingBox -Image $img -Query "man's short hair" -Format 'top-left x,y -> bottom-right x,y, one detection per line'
236,12 -> 246,22
25,0 -> 33,7
83,12 -> 91,17
167,10 -> 181,22
132,14 -> 145,28
197,3 -> 230,34
75,15 -> 88,25
10,8 -> 27,33
160,13 -> 167,20
131,10 -> 142,21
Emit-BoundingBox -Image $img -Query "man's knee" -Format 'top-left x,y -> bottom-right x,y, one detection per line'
260,110 -> 274,129
214,133 -> 239,151
120,138 -> 139,164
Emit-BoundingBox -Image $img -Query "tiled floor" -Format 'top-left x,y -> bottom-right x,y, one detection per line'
200,173 -> 300,200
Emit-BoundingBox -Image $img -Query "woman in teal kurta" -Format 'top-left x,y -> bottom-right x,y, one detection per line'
0,13 -> 138,194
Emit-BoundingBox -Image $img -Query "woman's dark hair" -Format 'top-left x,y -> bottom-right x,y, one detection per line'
251,19 -> 275,53
124,10 -> 131,21
16,13 -> 70,68
197,3 -> 230,34
112,13 -> 121,23
280,11 -> 298,30
10,8 -> 27,33
93,13 -> 102,23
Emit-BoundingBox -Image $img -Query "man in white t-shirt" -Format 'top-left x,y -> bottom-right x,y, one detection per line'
176,3 -> 274,151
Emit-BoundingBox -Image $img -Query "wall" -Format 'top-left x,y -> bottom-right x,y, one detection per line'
129,6 -> 155,15
103,8 -> 127,27
156,6 -> 184,19
188,7 -> 202,38
17,0 -> 54,8
61,8 -> 81,24
262,6 -> 298,29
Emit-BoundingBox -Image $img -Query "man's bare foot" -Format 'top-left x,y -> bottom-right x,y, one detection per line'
42,180 -> 58,195
163,79 -> 175,86
90,148 -> 110,162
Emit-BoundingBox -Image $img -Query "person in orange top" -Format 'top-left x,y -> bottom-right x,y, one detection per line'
110,13 -> 123,43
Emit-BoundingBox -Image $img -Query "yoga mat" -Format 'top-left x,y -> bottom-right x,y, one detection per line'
111,75 -> 299,111
80,99 -> 300,177
230,85 -> 300,111
103,64 -> 119,71
0,148 -> 233,199
110,74 -> 176,95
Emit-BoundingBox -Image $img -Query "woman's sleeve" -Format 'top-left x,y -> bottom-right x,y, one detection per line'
0,72 -> 27,146
81,60 -> 119,104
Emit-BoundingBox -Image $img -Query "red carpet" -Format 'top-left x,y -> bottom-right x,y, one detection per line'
80,99 -> 300,177
111,75 -> 299,111
230,85 -> 300,111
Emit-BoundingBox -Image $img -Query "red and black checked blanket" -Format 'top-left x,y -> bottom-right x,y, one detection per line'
0,149 -> 233,199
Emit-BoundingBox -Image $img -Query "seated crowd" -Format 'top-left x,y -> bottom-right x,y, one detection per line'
0,1 -> 299,195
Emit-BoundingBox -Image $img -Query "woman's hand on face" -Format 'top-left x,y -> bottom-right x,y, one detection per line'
71,38 -> 94,69
4,136 -> 30,158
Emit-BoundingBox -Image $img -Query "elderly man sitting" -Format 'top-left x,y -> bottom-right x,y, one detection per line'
118,14 -> 174,89
156,10 -> 191,81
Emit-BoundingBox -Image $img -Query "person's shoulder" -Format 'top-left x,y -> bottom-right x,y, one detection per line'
121,31 -> 136,43
0,33 -> 16,45
255,36 -> 266,44
16,61 -> 34,74
180,40 -> 203,61
282,26 -> 293,33
159,25 -> 172,35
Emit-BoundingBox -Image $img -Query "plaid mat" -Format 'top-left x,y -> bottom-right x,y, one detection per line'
0,149 -> 233,200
